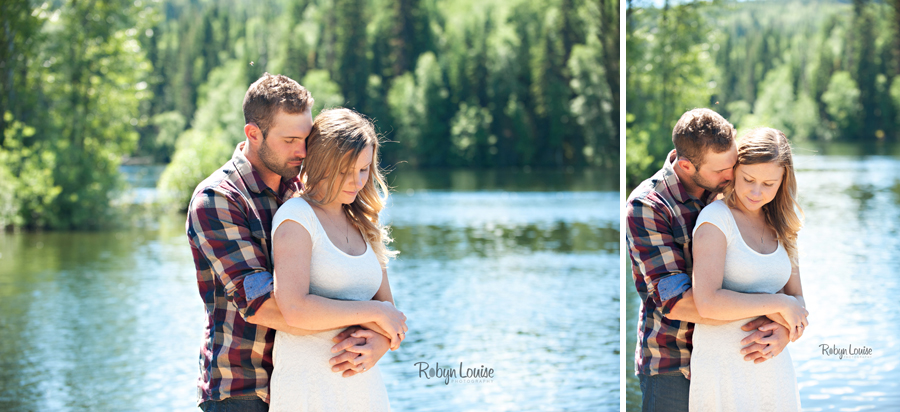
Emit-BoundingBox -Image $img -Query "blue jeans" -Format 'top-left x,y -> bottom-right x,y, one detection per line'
199,396 -> 268,412
639,371 -> 690,412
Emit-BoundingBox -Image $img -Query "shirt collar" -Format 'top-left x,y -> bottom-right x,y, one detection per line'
231,142 -> 302,201
662,149 -> 716,206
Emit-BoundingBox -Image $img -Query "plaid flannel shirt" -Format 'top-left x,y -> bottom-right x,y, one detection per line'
187,142 -> 301,404
626,150 -> 717,376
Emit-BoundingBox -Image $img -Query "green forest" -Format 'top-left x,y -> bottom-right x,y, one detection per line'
0,0 -> 618,230
627,0 -> 900,187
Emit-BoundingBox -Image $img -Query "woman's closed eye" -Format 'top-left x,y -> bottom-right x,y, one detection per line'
744,176 -> 776,187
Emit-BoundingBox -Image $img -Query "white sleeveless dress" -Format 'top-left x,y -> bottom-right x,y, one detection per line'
269,198 -> 390,412
689,200 -> 800,412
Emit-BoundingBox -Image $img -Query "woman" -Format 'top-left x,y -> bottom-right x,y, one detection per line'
268,108 -> 406,411
689,127 -> 807,411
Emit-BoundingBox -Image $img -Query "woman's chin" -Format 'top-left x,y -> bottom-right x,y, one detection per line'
740,198 -> 766,212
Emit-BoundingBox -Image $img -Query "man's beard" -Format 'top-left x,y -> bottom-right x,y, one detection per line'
691,172 -> 729,194
258,137 -> 302,179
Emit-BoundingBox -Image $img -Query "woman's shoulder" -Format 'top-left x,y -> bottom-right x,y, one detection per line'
284,196 -> 314,208
276,197 -> 315,216
699,199 -> 733,218
273,197 -> 319,233
694,199 -> 735,237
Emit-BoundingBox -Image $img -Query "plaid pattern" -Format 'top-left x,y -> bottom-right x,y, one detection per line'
187,142 -> 301,404
626,150 -> 717,376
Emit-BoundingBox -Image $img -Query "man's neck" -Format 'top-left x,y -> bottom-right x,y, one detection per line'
672,162 -> 705,200
241,141 -> 282,192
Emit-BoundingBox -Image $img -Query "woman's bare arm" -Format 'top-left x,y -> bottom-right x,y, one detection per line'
247,298 -> 335,336
782,266 -> 804,306
272,220 -> 407,348
372,266 -> 395,304
775,265 -> 806,340
359,267 -> 406,347
692,223 -> 806,330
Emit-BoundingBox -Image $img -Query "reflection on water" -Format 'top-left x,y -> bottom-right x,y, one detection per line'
386,167 -> 617,193
626,154 -> 900,411
0,169 -> 618,411
383,190 -> 619,411
0,219 -> 199,411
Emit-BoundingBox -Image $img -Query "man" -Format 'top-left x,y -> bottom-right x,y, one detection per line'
626,108 -> 792,411
187,73 -> 391,411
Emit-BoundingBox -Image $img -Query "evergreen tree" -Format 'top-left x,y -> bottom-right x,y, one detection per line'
334,0 -> 369,109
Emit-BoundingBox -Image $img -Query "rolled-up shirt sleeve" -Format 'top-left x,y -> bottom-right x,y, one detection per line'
626,197 -> 691,316
188,188 -> 273,319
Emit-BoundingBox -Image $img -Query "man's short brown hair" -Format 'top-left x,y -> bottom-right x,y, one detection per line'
672,108 -> 735,167
242,73 -> 313,138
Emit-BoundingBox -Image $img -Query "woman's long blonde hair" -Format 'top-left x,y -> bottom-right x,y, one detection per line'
723,127 -> 804,265
300,108 -> 397,266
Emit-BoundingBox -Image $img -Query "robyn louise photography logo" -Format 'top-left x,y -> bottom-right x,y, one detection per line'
819,343 -> 874,360
414,361 -> 495,385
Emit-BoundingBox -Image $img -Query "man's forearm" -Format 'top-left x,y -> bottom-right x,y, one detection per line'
667,289 -> 734,325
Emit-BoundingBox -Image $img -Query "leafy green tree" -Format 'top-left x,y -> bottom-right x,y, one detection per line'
389,0 -> 433,77
38,0 -> 153,228
745,63 -> 796,133
386,72 -> 420,166
569,37 -> 615,167
0,113 -> 61,228
146,0 -> 616,175
334,0 -> 369,109
888,75 -> 900,135
822,70 -> 862,138
158,60 -> 248,210
626,1 -> 718,186
596,0 -> 620,162
850,0 -> 878,138
302,69 -> 346,116
0,1 -> 157,229
450,102 -> 494,165
147,111 -> 187,162
3,0 -> 621,225
414,52 -> 453,166
279,0 -> 316,80
531,7 -> 575,166
0,0 -> 42,139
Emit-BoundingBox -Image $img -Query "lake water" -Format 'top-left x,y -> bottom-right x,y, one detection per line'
625,151 -> 900,411
0,168 -> 619,411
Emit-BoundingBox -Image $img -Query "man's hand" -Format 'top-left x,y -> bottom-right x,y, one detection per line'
328,326 -> 392,377
740,317 -> 791,363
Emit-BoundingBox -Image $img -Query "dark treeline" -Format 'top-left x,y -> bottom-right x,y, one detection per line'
627,0 -> 900,187
1,0 -> 618,229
